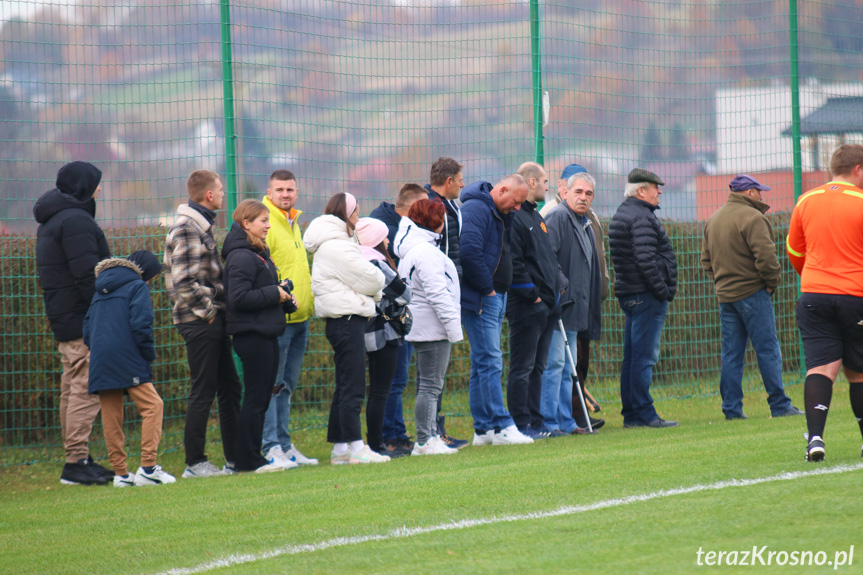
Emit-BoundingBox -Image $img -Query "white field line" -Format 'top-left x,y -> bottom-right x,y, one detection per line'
155,462 -> 863,575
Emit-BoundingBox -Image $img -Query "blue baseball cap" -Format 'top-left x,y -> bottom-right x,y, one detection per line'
561,163 -> 586,180
729,174 -> 770,192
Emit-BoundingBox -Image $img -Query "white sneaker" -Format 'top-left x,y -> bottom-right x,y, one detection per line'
222,462 -> 237,475
412,436 -> 459,456
286,444 -> 319,466
330,451 -> 351,465
182,460 -> 225,478
492,425 -> 534,445
113,473 -> 134,488
134,465 -> 177,486
266,446 -> 299,470
254,463 -> 285,473
472,430 -> 494,446
349,445 -> 390,464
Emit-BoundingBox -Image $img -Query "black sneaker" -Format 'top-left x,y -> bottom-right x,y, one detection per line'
645,418 -> 679,428
437,416 -> 469,449
385,437 -> 413,456
575,415 -> 606,430
371,443 -> 404,459
60,459 -> 109,485
806,437 -> 825,462
87,455 -> 115,479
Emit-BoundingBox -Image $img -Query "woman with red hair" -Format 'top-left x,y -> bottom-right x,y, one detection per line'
394,199 -> 463,455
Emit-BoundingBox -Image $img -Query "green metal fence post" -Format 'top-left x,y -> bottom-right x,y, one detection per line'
220,0 -> 239,215
529,0 -> 544,165
789,0 -> 802,201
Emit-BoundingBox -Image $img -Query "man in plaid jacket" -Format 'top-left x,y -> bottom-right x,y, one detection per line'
164,169 -> 242,478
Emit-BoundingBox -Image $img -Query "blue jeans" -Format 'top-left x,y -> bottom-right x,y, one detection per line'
540,327 -> 578,433
618,292 -> 668,425
382,341 -> 414,441
462,293 -> 514,433
262,321 -> 308,452
719,289 -> 792,417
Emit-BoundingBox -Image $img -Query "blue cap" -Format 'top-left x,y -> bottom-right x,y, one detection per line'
561,163 -> 586,180
729,174 -> 770,192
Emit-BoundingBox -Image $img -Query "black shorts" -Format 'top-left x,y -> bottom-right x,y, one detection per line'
796,293 -> 863,372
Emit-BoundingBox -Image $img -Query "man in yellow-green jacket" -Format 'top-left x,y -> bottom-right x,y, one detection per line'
261,169 -> 318,467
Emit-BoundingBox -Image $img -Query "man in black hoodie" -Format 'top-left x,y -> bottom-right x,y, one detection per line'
34,161 -> 113,486
507,162 -> 568,439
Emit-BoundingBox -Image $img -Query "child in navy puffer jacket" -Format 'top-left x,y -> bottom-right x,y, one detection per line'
83,250 -> 176,487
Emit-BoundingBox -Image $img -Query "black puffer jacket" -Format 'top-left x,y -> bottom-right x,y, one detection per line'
608,197 -> 678,301
222,224 -> 286,337
425,186 -> 463,281
34,162 -> 111,341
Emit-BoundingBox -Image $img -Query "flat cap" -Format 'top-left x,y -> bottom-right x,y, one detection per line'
627,168 -> 665,186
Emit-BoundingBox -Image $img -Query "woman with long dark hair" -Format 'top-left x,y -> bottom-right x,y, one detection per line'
223,199 -> 295,472
303,193 -> 389,464
355,217 -> 412,458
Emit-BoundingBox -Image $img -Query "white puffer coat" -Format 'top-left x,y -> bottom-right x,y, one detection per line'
394,218 -> 463,343
303,215 -> 385,318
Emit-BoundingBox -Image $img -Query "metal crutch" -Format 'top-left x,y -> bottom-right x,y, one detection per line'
557,319 -> 594,434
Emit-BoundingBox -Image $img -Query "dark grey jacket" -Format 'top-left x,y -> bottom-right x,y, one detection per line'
545,201 -> 603,339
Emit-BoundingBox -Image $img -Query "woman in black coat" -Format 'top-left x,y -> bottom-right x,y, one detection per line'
223,199 -> 296,472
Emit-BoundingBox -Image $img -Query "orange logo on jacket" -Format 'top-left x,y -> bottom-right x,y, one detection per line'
540,222 -> 547,234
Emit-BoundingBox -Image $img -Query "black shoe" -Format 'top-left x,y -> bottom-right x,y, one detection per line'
575,415 -> 606,430
386,437 -> 413,456
623,420 -> 646,429
60,459 -> 109,485
437,416 -> 469,449
87,455 -> 115,479
773,406 -> 804,417
645,418 -> 679,428
806,436 -> 825,462
725,414 -> 748,420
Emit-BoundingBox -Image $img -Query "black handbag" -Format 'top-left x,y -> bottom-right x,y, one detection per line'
381,300 -> 413,337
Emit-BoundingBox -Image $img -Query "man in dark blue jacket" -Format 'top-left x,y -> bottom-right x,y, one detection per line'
424,157 -> 464,281
506,162 -> 568,439
370,183 -> 428,456
608,168 -> 679,429
34,161 -> 113,485
460,174 -> 534,446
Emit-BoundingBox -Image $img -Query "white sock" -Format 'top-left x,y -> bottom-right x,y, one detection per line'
332,443 -> 348,456
349,440 -> 365,454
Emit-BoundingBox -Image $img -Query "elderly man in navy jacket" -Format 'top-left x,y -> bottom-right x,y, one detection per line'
608,168 -> 679,429
460,174 -> 533,446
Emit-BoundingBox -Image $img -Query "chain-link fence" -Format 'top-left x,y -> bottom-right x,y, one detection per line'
3,0 -> 862,464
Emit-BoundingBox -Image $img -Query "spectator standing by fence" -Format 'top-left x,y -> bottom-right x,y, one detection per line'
34,161 -> 113,486
609,168 -> 679,429
164,170 -> 242,478
260,170 -> 318,468
701,174 -> 802,421
787,144 -> 863,462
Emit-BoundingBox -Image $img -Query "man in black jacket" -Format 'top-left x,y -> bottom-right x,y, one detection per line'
608,168 -> 678,429
506,162 -> 567,439
34,161 -> 113,485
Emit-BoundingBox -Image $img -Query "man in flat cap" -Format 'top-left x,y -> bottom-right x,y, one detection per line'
701,174 -> 802,421
608,168 -> 678,428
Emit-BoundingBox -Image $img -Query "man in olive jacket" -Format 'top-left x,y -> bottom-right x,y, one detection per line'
700,174 -> 801,420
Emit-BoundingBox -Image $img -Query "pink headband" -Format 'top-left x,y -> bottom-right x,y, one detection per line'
344,193 -> 358,219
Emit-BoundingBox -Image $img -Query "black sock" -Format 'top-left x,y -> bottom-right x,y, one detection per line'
804,374 -> 833,439
848,382 -> 863,442
142,465 -> 156,474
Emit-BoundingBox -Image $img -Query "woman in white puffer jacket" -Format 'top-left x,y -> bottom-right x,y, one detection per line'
303,192 -> 388,464
394,199 -> 463,456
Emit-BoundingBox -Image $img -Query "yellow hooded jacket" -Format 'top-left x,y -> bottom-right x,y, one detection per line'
263,196 -> 314,323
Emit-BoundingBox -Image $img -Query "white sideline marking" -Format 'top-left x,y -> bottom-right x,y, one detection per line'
156,463 -> 863,575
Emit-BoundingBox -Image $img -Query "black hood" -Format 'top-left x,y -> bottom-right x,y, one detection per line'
33,188 -> 96,224
221,223 -> 264,260
56,161 -> 102,201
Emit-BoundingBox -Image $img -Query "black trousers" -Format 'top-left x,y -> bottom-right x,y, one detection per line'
366,342 -> 398,447
506,301 -> 557,429
326,315 -> 367,444
176,314 -> 242,466
232,332 -> 279,471
572,335 -> 592,418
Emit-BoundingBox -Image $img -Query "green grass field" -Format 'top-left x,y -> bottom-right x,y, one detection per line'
2,384 -> 862,575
